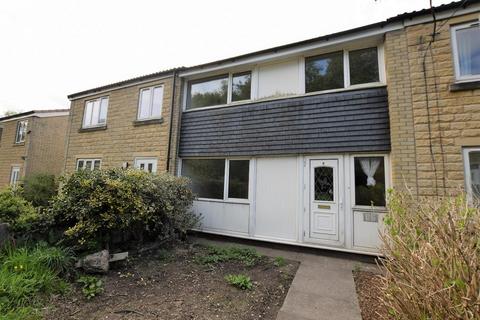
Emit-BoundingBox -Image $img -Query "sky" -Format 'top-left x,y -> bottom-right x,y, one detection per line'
0,0 -> 454,116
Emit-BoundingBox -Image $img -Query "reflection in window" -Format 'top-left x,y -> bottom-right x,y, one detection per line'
468,151 -> 480,203
15,120 -> 28,144
232,72 -> 251,102
349,47 -> 379,85
305,51 -> 344,92
188,76 -> 228,109
354,157 -> 385,207
455,24 -> 480,78
228,160 -> 249,199
182,159 -> 225,199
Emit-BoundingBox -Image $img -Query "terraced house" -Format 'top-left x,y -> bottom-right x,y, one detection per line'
65,0 -> 480,254
0,110 -> 69,187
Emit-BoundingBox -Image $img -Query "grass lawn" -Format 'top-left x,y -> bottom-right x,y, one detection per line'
45,244 -> 299,319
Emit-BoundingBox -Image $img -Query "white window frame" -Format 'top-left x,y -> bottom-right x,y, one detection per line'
76,158 -> 102,171
451,21 -> 480,82
15,120 -> 28,144
134,157 -> 158,173
350,154 -> 390,210
82,96 -> 109,128
180,158 -> 251,203
463,147 -> 480,204
10,166 -> 20,187
137,86 -> 164,120
185,71 -> 252,111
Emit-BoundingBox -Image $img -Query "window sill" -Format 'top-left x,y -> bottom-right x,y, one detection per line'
78,125 -> 107,133
195,198 -> 250,205
450,80 -> 480,92
132,118 -> 164,126
13,142 -> 25,146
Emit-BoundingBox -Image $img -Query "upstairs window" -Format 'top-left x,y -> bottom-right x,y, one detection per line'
305,47 -> 381,93
83,97 -> 108,128
186,71 -> 251,110
138,86 -> 163,120
452,22 -> 480,81
77,159 -> 101,171
15,120 -> 28,144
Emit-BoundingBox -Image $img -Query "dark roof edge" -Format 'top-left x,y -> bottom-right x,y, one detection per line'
0,109 -> 70,122
68,67 -> 184,100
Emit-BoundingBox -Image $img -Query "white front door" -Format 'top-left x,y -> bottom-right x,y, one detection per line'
307,158 -> 344,245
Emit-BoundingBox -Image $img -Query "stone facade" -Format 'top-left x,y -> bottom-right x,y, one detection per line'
0,112 -> 68,187
64,75 -> 181,175
385,13 -> 480,197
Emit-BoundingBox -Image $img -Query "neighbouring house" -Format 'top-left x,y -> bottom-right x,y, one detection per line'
0,109 -> 69,187
64,0 -> 480,254
64,69 -> 182,175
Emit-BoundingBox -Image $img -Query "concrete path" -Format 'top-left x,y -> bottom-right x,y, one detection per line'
192,235 -> 378,320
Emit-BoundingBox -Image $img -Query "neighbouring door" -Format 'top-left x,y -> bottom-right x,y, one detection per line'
308,158 -> 343,244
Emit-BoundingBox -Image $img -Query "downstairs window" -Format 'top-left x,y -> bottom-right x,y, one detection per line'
353,156 -> 386,207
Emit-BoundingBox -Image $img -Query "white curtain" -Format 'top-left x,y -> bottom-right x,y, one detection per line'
360,158 -> 381,187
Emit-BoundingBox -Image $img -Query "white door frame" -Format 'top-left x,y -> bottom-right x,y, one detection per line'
303,155 -> 345,247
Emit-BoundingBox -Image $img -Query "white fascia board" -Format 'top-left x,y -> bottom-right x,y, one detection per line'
403,3 -> 480,27
179,22 -> 403,78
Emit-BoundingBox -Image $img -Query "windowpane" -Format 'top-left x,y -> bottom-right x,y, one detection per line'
354,157 -> 386,207
77,160 -> 84,170
305,51 -> 344,92
91,100 -> 100,126
93,160 -> 101,170
349,47 -> 379,85
232,72 -> 251,102
182,159 -> 225,199
99,98 -> 108,123
85,160 -> 92,170
15,120 -> 27,143
188,76 -> 228,109
139,89 -> 151,119
151,87 -> 163,117
228,160 -> 249,199
468,151 -> 480,203
456,25 -> 480,77
83,102 -> 93,127
314,166 -> 334,201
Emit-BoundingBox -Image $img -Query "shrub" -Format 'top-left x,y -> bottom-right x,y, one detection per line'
21,174 -> 58,208
77,275 -> 103,300
196,245 -> 261,266
380,191 -> 480,319
49,169 -> 197,249
0,188 -> 36,226
225,274 -> 253,290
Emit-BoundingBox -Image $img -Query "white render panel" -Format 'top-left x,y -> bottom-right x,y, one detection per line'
257,59 -> 300,100
193,200 -> 249,235
352,209 -> 385,251
255,157 -> 298,241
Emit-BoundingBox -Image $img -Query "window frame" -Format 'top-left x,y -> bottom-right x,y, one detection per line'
350,154 -> 390,210
15,120 -> 28,144
82,96 -> 109,128
462,147 -> 480,204
180,158 -> 251,203
76,158 -> 102,171
304,45 -> 385,94
137,85 -> 164,120
185,71 -> 252,110
451,21 -> 480,82
10,166 -> 20,188
134,157 -> 158,173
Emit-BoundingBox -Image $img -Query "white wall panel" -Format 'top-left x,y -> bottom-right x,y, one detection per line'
255,157 -> 298,241
193,200 -> 249,235
257,59 -> 300,99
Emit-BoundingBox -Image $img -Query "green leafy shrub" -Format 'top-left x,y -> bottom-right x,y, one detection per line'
380,191 -> 480,319
225,274 -> 253,290
197,245 -> 261,266
0,188 -> 36,226
0,244 -> 71,316
77,275 -> 103,300
21,174 -> 58,208
49,169 -> 197,249
273,256 -> 286,267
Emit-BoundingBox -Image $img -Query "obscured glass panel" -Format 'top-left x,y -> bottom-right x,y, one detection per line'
314,166 -> 334,201
91,100 -> 100,125
349,47 -> 379,85
354,157 -> 385,206
232,72 -> 251,102
99,98 -> 108,123
83,102 -> 93,127
139,89 -> 151,119
305,51 -> 344,92
456,25 -> 480,77
151,87 -> 163,117
228,160 -> 249,199
182,159 -> 225,199
188,76 -> 228,109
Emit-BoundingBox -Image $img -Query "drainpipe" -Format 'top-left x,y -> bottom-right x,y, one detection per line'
166,69 -> 177,173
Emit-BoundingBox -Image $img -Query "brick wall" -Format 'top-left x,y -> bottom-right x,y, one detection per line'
64,76 -> 176,174
386,13 -> 480,197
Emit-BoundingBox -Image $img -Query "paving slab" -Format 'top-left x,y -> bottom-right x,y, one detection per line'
192,235 -> 375,320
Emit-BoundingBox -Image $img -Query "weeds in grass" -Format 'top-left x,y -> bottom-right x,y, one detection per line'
274,256 -> 286,267
156,249 -> 174,262
196,246 -> 261,266
77,275 -> 104,300
225,274 -> 253,290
